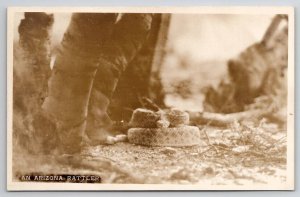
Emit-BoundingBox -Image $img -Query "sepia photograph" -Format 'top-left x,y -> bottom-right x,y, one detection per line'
7,7 -> 294,190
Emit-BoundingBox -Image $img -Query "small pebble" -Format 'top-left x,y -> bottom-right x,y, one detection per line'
160,147 -> 177,155
115,134 -> 128,142
232,145 -> 250,153
106,136 -> 117,145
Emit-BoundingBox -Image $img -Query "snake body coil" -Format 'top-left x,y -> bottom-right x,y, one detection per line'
128,108 -> 201,147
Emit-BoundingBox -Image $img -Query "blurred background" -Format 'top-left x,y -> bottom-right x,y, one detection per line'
13,13 -> 274,111
161,14 -> 273,111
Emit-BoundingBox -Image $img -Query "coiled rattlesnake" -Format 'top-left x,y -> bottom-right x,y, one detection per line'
127,108 -> 201,147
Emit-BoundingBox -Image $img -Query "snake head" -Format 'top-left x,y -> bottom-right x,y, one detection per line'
165,108 -> 190,127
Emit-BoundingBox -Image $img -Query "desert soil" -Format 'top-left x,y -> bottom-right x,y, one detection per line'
13,126 -> 287,186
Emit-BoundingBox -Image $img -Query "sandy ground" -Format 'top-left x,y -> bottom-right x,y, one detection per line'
13,126 -> 287,185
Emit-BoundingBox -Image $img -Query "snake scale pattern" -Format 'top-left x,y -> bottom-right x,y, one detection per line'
128,108 -> 201,147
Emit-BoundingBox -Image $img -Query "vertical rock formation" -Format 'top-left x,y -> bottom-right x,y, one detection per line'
86,14 -> 155,143
15,12 -> 54,114
14,12 -> 168,153
203,15 -> 288,116
39,13 -> 154,151
41,13 -> 119,153
13,12 -> 54,153
108,14 -> 171,122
